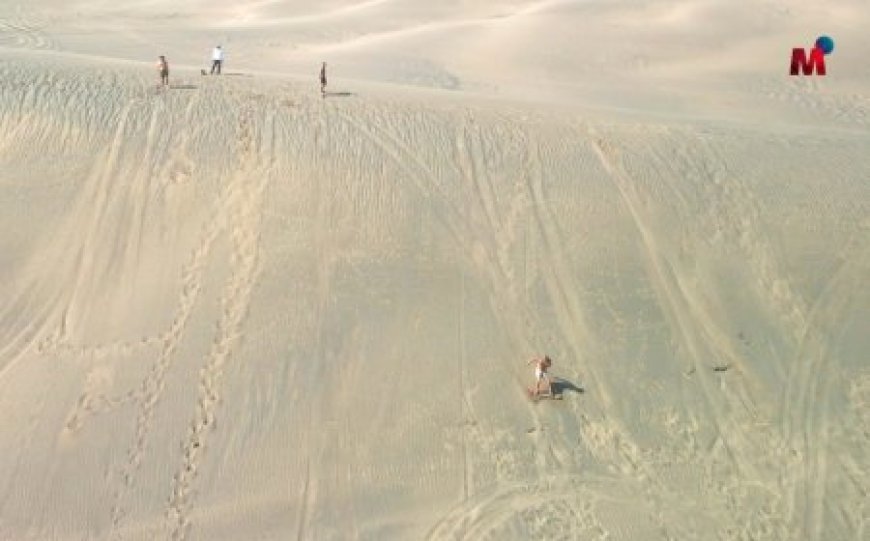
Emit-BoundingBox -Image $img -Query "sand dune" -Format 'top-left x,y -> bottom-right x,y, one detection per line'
1,1 -> 869,540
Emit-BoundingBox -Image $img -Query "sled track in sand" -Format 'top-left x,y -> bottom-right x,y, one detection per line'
785,233 -> 870,541
425,473 -> 659,540
332,105 -> 638,537
587,129 -> 799,537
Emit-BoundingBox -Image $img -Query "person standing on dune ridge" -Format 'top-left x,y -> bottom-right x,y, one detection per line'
319,61 -> 327,96
211,45 -> 224,75
157,55 -> 169,88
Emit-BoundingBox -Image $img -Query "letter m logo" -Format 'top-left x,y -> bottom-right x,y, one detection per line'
790,47 -> 826,76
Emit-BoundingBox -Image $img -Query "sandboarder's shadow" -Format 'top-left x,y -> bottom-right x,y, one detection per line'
551,378 -> 584,397
323,91 -> 354,98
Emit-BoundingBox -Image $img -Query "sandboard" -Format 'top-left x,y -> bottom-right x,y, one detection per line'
526,388 -> 562,402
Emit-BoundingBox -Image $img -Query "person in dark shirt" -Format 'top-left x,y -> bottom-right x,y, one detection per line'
319,62 -> 327,96
157,56 -> 169,88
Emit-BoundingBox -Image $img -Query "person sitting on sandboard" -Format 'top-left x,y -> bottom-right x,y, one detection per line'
527,355 -> 553,399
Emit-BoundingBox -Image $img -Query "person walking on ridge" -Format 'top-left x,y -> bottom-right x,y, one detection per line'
210,45 -> 224,75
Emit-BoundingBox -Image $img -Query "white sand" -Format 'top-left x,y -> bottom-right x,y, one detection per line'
1,1 -> 869,539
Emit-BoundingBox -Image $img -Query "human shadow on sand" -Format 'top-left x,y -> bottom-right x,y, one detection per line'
169,84 -> 198,90
551,377 -> 584,397
323,91 -> 354,98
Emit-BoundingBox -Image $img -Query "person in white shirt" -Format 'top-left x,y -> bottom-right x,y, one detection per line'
210,45 -> 224,75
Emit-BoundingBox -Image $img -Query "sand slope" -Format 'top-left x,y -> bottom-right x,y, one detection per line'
1,1 -> 869,540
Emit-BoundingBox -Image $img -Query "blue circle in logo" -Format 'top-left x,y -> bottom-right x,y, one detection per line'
815,35 -> 835,55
